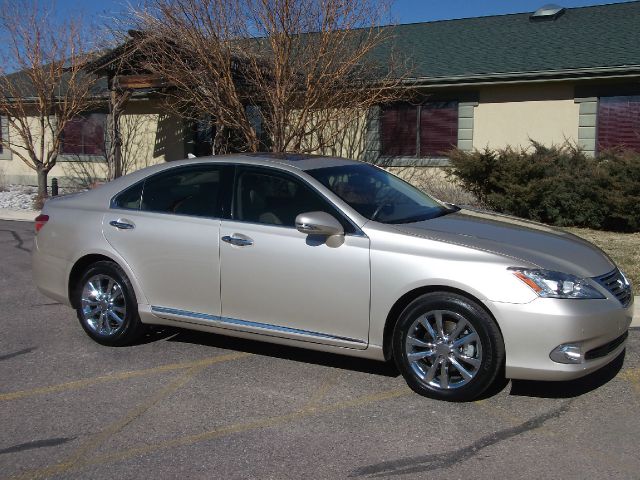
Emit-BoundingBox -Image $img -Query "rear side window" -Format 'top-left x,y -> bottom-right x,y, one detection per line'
140,166 -> 223,218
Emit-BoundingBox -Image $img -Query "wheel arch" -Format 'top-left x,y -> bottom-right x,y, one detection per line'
382,285 -> 501,362
68,253 -> 135,309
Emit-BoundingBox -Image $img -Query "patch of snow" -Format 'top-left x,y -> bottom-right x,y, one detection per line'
0,185 -> 38,211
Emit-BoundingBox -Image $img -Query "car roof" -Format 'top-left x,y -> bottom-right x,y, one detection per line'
56,153 -> 372,219
206,152 -> 362,171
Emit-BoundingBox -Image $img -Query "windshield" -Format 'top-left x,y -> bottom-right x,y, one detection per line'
307,163 -> 454,224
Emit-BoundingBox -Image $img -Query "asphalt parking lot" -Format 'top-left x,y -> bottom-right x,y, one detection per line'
1,218 -> 640,479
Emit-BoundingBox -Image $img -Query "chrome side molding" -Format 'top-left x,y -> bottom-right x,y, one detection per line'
151,306 -> 367,345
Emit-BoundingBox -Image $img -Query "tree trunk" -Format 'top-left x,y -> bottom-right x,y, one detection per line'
108,88 -> 132,180
37,168 -> 48,203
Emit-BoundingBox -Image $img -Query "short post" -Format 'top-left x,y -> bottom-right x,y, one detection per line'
51,178 -> 59,197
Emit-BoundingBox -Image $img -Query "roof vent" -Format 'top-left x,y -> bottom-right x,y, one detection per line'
530,4 -> 566,21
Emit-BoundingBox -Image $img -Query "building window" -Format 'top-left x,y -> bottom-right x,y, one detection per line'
381,102 -> 458,157
597,95 -> 640,152
61,113 -> 106,156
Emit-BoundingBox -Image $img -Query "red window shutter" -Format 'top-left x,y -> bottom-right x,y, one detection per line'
381,105 -> 417,156
419,102 -> 458,156
597,96 -> 640,152
62,118 -> 84,154
83,116 -> 106,155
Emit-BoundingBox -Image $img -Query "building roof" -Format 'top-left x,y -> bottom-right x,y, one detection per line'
381,1 -> 640,84
4,1 -> 639,100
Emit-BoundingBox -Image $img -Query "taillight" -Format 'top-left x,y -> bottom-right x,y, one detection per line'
35,214 -> 49,233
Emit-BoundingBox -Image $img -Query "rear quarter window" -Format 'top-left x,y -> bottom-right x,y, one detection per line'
112,182 -> 143,210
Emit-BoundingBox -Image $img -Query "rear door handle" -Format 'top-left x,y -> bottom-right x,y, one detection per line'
109,219 -> 135,230
222,235 -> 253,247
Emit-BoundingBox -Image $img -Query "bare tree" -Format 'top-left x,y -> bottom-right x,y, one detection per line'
132,0 -> 409,155
0,0 -> 99,201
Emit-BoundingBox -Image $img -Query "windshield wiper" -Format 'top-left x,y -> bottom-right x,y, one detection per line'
387,206 -> 455,224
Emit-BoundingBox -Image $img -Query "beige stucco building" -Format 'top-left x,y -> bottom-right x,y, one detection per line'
1,1 -> 639,187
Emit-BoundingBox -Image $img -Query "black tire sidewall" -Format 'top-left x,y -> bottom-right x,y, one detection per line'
392,292 -> 504,402
75,261 -> 142,346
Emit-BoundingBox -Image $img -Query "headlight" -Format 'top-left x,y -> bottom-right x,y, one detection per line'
509,268 -> 605,299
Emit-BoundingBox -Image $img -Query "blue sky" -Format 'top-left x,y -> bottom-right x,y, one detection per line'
391,0 -> 632,23
54,0 -> 634,25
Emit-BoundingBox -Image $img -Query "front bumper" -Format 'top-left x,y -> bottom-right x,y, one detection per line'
489,296 -> 633,381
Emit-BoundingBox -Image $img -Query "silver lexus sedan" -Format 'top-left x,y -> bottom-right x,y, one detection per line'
32,154 -> 634,401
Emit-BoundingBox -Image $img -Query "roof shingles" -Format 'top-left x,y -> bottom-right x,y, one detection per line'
382,1 -> 640,80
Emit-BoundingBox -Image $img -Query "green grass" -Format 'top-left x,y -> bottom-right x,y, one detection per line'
566,228 -> 640,289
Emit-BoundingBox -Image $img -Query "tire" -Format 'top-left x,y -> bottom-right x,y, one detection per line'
74,260 -> 145,346
392,292 -> 504,402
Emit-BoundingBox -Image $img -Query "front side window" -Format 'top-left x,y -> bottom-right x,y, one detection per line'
233,168 -> 348,229
381,102 -> 458,157
139,166 -> 223,217
61,113 -> 106,156
598,95 -> 640,152
308,163 -> 451,224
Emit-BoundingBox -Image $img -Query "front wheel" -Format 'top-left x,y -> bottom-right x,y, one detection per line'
392,292 -> 504,401
75,260 -> 144,346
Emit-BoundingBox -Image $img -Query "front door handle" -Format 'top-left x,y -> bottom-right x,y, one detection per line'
109,219 -> 135,230
222,235 -> 253,247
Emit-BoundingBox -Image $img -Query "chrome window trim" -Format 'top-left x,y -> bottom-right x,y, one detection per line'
151,306 -> 367,345
109,161 -> 365,235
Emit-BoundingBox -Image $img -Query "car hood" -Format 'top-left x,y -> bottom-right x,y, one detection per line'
391,208 -> 615,278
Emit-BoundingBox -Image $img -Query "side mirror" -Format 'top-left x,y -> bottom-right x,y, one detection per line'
295,211 -> 344,237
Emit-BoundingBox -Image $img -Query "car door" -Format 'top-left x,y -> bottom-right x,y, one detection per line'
219,166 -> 370,349
103,164 -> 229,316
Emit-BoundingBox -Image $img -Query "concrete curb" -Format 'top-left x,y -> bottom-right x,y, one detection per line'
0,209 -> 38,222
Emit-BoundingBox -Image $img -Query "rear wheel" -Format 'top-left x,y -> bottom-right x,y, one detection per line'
392,292 -> 504,401
75,261 -> 144,346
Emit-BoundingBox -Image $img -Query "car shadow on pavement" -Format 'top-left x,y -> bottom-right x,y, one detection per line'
137,327 -> 627,396
147,326 -> 401,378
509,350 -> 625,399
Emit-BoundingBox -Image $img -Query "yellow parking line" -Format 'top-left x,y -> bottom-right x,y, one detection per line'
13,364 -> 209,480
619,367 -> 640,395
85,387 -> 411,472
302,372 -> 340,411
11,386 -> 411,479
0,352 -> 250,402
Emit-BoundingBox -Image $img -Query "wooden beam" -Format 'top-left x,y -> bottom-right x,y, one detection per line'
113,74 -> 170,89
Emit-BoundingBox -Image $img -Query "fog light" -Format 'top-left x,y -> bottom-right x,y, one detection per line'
550,343 -> 584,364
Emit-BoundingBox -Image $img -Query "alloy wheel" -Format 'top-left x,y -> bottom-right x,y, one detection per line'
80,274 -> 127,337
405,309 -> 483,390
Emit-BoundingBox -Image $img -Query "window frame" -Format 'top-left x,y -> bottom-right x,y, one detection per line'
110,164 -> 233,220
229,165 -> 360,235
0,115 -> 11,160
